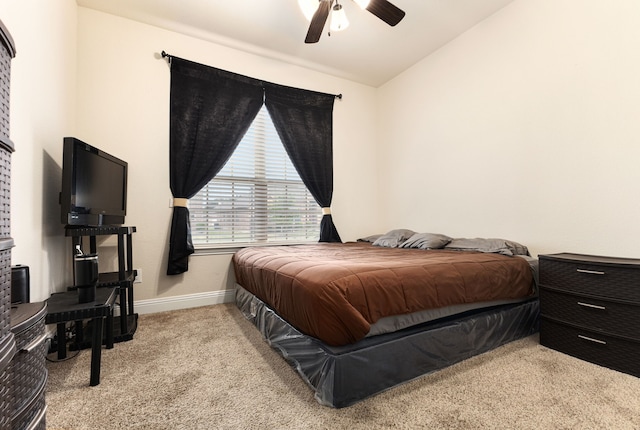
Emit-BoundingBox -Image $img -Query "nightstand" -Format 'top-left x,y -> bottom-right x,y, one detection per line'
539,253 -> 640,377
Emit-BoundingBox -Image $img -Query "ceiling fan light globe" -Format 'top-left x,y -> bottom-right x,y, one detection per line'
330,4 -> 350,31
353,0 -> 370,9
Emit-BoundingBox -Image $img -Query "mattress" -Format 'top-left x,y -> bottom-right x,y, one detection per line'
233,242 -> 536,345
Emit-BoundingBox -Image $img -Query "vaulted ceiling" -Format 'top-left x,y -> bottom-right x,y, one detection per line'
77,0 -> 516,87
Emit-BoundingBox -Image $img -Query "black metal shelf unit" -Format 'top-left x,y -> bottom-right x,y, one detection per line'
65,225 -> 138,342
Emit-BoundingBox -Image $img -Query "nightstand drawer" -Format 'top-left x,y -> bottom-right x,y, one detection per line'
540,288 -> 640,339
539,257 -> 640,302
540,318 -> 640,378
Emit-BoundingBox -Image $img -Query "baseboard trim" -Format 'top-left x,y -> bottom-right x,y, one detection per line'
134,289 -> 236,315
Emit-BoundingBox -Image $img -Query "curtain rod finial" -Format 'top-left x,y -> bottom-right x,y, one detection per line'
336,94 -> 342,100
161,50 -> 172,64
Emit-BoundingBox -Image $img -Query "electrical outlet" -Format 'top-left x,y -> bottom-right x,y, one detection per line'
134,268 -> 142,283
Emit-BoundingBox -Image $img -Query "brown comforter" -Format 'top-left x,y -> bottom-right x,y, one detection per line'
233,242 -> 535,346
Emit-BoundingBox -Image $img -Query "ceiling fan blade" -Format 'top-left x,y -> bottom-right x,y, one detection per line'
305,0 -> 332,43
366,0 -> 405,26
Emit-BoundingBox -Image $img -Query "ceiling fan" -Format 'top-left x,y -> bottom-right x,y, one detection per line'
300,0 -> 406,44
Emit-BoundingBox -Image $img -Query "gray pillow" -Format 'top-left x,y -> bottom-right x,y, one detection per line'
400,233 -> 452,250
444,238 -> 530,256
357,234 -> 383,243
372,229 -> 416,248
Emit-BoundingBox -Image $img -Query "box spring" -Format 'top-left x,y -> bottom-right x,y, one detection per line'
235,284 -> 540,408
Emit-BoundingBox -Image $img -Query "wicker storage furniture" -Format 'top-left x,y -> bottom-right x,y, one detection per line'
539,253 -> 640,377
9,303 -> 47,429
0,18 -> 48,430
0,244 -> 13,430
0,18 -> 16,430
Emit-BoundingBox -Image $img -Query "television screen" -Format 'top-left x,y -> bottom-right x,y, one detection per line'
60,137 -> 128,226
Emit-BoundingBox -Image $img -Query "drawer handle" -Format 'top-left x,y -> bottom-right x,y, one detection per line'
577,302 -> 606,310
576,268 -> 605,275
578,334 -> 607,345
20,333 -> 48,353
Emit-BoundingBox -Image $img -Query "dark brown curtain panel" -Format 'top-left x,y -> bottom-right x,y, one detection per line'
264,83 -> 341,242
167,58 -> 264,275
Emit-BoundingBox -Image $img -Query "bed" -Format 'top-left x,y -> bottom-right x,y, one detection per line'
233,230 -> 539,408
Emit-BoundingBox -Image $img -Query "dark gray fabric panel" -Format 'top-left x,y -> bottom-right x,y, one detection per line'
235,284 -> 539,408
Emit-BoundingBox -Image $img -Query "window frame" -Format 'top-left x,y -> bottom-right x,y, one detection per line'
189,106 -> 322,252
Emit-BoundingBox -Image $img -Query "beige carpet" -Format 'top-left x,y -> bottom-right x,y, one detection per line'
45,304 -> 640,430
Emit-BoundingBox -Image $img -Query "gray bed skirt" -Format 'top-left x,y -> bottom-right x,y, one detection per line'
235,284 -> 540,408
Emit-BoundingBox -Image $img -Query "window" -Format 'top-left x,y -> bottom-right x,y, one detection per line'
190,106 -> 322,248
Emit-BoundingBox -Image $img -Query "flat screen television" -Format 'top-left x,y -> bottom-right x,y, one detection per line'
60,137 -> 128,226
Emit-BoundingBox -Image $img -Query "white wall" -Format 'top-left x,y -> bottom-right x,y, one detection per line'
0,3 -> 379,309
11,0 -> 638,309
378,0 -> 640,259
1,1 -> 77,302
74,9 -> 380,307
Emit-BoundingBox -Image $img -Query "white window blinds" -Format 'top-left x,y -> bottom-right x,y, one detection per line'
190,106 -> 322,247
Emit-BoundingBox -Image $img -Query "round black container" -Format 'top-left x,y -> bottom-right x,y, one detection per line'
74,254 -> 98,303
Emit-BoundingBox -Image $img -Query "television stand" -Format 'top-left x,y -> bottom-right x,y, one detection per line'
65,225 -> 138,344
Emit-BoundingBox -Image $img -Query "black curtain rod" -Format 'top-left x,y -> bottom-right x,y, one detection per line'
161,50 -> 342,100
